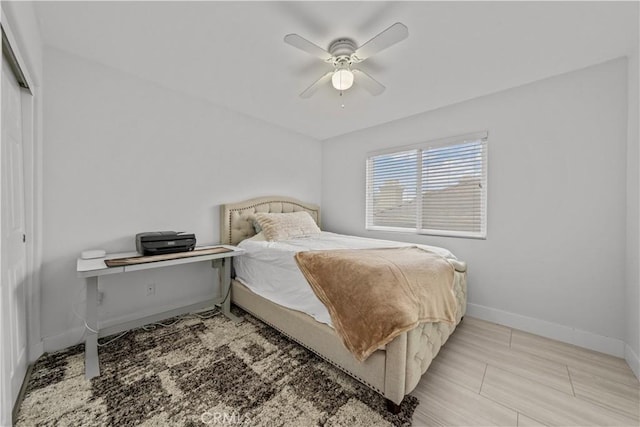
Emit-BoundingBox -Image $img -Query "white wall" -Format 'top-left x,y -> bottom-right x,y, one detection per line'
322,59 -> 629,356
41,47 -> 322,350
626,49 -> 639,377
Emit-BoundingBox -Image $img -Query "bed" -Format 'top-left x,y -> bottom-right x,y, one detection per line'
220,196 -> 467,410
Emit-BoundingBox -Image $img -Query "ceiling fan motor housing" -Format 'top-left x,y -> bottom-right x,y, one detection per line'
329,38 -> 357,66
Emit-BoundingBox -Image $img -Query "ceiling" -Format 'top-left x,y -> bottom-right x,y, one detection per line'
34,1 -> 639,140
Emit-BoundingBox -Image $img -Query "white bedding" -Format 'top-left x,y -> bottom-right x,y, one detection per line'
234,231 -> 457,326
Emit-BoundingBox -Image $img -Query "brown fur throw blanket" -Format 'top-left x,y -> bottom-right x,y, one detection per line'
294,246 -> 457,362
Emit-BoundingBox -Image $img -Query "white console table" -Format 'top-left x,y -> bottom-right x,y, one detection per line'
76,245 -> 245,379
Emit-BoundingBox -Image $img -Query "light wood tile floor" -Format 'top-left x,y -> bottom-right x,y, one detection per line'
411,317 -> 640,426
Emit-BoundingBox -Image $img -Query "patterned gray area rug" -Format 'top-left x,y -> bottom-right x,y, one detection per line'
16,308 -> 418,426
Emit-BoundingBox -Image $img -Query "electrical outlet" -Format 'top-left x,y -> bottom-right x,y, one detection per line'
97,291 -> 104,305
147,283 -> 156,296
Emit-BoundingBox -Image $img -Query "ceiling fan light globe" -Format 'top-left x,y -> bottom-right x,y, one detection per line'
332,69 -> 354,91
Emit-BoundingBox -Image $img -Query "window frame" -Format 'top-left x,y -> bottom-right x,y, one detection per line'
365,131 -> 488,239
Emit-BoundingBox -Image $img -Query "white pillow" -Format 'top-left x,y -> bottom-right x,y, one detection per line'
247,215 -> 263,233
254,211 -> 320,241
247,231 -> 266,242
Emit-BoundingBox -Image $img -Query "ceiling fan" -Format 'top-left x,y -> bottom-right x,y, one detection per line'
284,22 -> 409,98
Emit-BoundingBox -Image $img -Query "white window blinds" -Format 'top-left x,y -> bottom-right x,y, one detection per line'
366,132 -> 488,239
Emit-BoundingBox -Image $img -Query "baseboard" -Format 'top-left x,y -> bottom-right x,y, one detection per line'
466,303 -> 626,358
42,326 -> 86,353
624,343 -> 640,381
28,340 -> 43,363
43,297 -> 215,354
12,364 -> 32,425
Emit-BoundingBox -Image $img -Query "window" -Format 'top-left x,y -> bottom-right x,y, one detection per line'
366,132 -> 488,238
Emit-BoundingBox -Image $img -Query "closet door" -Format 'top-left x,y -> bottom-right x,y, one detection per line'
1,52 -> 28,424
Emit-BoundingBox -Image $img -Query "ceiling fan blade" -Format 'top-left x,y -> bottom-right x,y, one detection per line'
300,71 -> 334,98
353,22 -> 408,62
284,34 -> 333,62
352,69 -> 385,96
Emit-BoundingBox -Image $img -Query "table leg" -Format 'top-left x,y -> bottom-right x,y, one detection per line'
85,276 -> 100,379
219,258 -> 243,324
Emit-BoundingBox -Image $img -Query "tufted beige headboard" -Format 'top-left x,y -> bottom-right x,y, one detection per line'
220,196 -> 321,246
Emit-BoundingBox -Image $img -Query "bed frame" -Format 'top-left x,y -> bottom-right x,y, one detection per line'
220,196 -> 467,411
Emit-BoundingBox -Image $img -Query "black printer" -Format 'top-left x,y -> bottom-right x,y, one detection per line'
136,231 -> 196,256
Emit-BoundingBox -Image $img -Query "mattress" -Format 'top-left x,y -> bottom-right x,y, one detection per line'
234,231 -> 458,326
